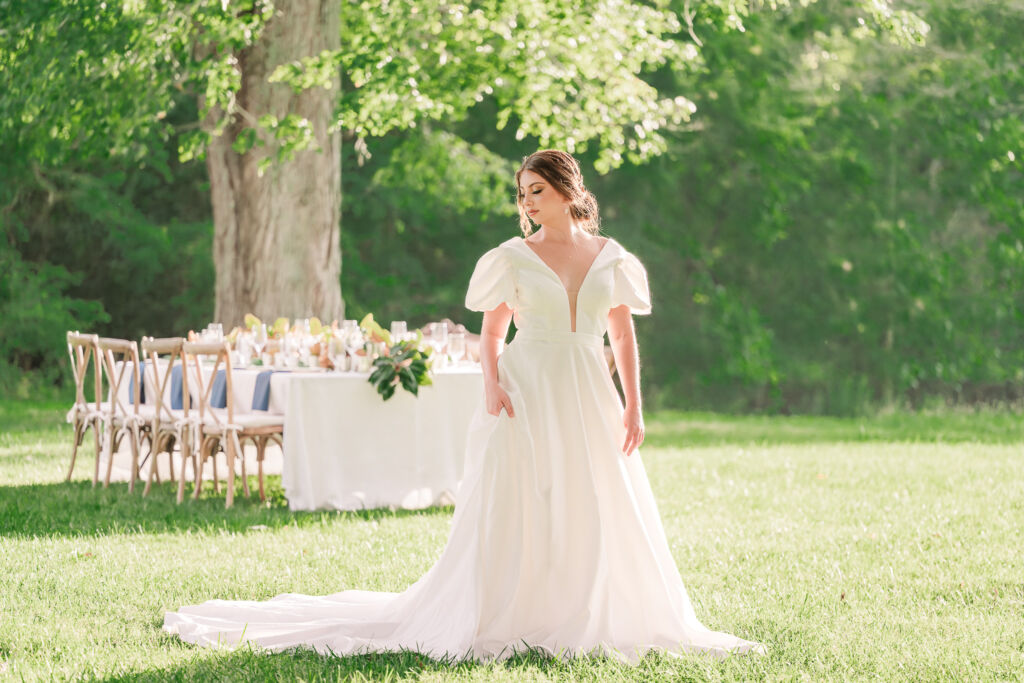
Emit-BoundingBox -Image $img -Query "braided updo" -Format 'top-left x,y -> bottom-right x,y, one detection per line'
515,150 -> 601,236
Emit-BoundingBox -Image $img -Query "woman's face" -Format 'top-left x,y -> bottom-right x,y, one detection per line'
518,169 -> 570,227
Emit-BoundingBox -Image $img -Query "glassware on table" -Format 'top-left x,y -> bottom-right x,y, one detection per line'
448,332 -> 466,366
252,323 -> 268,364
342,319 -> 359,334
281,333 -> 296,367
428,322 -> 448,349
298,335 -> 312,366
428,322 -> 448,368
344,329 -> 366,372
390,320 -> 407,342
236,333 -> 252,367
328,336 -> 348,372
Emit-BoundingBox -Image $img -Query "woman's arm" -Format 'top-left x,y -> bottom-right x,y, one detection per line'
480,303 -> 515,417
607,304 -> 644,455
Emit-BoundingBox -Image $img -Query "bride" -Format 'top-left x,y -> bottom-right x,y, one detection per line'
164,150 -> 767,663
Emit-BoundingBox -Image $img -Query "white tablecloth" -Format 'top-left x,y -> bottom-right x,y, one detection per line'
281,366 -> 484,511
115,360 -> 484,511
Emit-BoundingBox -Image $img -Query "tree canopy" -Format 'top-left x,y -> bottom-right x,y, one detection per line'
4,0 -> 1020,415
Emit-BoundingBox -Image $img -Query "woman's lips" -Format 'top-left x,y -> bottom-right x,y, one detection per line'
528,209 -> 539,216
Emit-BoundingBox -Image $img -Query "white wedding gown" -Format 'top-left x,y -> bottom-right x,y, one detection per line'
164,236 -> 766,662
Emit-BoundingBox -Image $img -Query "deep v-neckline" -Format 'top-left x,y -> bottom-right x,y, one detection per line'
519,236 -> 612,332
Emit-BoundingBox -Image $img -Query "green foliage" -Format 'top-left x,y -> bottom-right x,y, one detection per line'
368,340 -> 433,401
576,0 -> 1024,413
0,247 -> 108,398
280,0 -> 701,173
3,0 -> 1019,414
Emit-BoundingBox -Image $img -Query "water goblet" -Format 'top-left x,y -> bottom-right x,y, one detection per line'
345,329 -> 365,373
236,334 -> 252,367
448,332 -> 466,366
252,323 -> 268,365
329,335 -> 348,372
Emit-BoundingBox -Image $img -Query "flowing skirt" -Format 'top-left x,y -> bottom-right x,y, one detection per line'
163,332 -> 766,662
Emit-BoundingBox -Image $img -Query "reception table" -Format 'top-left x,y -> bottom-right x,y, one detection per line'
281,366 -> 484,511
116,360 -> 484,511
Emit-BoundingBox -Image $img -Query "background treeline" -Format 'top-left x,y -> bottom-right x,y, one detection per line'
2,0 -> 1021,414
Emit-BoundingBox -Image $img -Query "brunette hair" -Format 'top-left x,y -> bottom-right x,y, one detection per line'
515,150 -> 600,236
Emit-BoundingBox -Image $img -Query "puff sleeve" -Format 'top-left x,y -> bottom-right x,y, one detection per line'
611,250 -> 652,315
465,246 -> 516,312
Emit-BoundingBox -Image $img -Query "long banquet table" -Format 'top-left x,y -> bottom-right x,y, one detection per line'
115,361 -> 484,510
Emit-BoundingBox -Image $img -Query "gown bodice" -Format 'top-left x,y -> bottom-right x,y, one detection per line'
465,236 -> 652,337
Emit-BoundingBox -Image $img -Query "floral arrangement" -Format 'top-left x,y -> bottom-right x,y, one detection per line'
234,312 -> 434,401
358,314 -> 433,401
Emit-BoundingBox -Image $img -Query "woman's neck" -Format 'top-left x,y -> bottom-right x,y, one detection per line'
534,220 -> 587,244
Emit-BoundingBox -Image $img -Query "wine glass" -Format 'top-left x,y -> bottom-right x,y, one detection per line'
344,328 -> 365,372
428,322 -> 448,371
448,332 -> 466,366
390,320 -> 408,343
252,323 -> 268,365
236,333 -> 252,367
328,335 -> 348,372
282,332 -> 297,367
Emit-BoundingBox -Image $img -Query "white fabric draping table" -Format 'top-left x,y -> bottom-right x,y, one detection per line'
114,360 -> 484,511
281,366 -> 484,512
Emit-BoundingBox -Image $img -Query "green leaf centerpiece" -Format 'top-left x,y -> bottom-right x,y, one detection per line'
360,313 -> 434,401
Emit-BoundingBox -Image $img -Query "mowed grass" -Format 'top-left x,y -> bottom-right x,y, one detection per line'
1,400 -> 1022,681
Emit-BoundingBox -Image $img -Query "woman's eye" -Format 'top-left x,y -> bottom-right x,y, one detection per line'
532,190 -> 542,195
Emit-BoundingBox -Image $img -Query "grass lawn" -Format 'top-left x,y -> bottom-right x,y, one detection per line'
1,400 -> 1022,681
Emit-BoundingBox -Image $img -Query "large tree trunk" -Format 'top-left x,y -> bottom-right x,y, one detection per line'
206,1 -> 342,328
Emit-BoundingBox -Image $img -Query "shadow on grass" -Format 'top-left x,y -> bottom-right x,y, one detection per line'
96,638 -> 704,682
0,476 -> 452,540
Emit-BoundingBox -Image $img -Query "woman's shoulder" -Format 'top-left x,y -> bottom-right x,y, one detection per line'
601,235 -> 643,265
471,237 -> 521,271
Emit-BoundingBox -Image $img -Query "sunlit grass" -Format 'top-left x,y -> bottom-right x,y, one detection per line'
1,401 -> 1022,680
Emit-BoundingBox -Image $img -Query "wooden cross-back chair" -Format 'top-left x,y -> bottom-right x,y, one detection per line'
65,331 -> 104,485
96,337 -> 149,491
183,341 -> 283,508
141,336 -> 193,502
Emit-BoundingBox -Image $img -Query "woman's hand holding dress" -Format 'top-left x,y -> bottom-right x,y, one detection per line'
480,302 -> 515,418
622,403 -> 645,456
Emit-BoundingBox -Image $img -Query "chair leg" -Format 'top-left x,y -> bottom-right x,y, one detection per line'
92,422 -> 103,488
104,428 -> 122,489
193,439 -> 207,501
257,438 -> 267,503
211,442 -> 220,494
239,440 -> 251,499
127,426 -> 140,494
176,431 -> 192,504
143,440 -> 160,497
177,451 -> 193,505
66,420 -> 84,481
225,436 -> 236,509
137,431 -> 153,486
